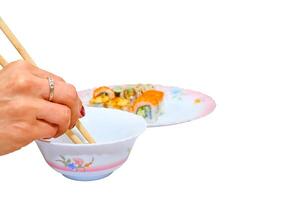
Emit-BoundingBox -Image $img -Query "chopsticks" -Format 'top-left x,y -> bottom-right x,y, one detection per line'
0,17 -> 95,144
0,54 -> 8,67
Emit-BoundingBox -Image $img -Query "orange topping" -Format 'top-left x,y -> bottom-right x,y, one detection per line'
141,90 -> 164,101
134,90 -> 164,106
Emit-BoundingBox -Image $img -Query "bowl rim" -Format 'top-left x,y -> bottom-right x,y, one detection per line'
36,108 -> 147,147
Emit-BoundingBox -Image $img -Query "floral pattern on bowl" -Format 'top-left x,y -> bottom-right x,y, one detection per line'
47,157 -> 128,173
55,155 -> 94,171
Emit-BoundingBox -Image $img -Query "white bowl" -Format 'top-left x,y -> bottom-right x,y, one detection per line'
36,107 -> 147,181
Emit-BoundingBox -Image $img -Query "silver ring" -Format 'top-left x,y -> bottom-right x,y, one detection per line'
47,77 -> 55,102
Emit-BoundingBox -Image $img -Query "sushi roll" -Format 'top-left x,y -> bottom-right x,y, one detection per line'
142,90 -> 164,101
121,87 -> 138,103
105,97 -> 131,111
112,86 -> 123,97
134,84 -> 155,96
89,86 -> 115,105
132,90 -> 164,123
134,84 -> 145,96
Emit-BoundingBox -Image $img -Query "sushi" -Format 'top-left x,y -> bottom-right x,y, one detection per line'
89,86 -> 115,105
112,86 -> 123,97
132,90 -> 164,123
135,84 -> 155,96
120,87 -> 138,103
89,84 -> 164,123
105,97 -> 131,111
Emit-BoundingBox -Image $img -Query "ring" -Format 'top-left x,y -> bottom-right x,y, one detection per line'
47,77 -> 55,102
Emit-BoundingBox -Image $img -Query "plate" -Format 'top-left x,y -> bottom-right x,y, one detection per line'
78,85 -> 216,127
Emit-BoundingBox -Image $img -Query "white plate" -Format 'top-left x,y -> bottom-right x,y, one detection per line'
78,85 -> 216,127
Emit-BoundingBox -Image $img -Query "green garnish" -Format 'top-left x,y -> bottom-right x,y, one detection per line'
136,106 -> 152,119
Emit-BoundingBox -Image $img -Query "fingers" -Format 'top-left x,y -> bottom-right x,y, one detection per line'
14,60 -> 83,127
33,120 -> 58,139
36,78 -> 83,127
31,67 -> 65,82
8,60 -> 65,82
6,60 -> 82,130
28,62 -> 65,82
34,99 -> 72,136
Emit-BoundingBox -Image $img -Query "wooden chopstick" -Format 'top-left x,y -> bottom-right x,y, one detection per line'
0,17 -> 95,144
0,54 -> 8,67
0,17 -> 36,65
76,121 -> 96,143
65,130 -> 84,144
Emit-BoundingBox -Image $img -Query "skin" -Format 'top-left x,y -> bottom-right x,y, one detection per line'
0,60 -> 84,155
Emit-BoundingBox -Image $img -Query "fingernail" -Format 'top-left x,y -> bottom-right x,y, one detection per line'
80,106 -> 85,117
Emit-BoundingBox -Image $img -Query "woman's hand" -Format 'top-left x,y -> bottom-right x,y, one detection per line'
0,60 -> 84,155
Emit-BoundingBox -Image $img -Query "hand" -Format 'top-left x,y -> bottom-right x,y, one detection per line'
0,60 -> 84,155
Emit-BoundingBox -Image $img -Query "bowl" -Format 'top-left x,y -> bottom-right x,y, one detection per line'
36,107 -> 147,181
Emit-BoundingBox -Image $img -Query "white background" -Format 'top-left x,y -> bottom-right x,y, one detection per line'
1,0 -> 300,199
